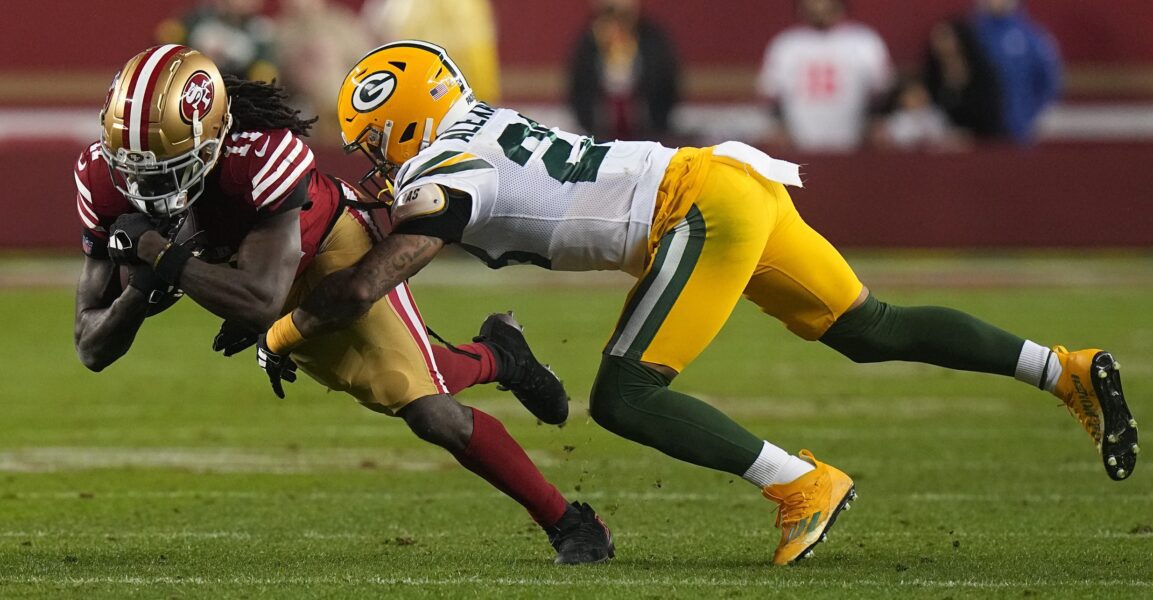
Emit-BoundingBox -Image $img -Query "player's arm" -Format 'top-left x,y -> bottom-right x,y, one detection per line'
291,232 -> 445,338
135,208 -> 302,332
74,255 -> 151,371
274,182 -> 468,347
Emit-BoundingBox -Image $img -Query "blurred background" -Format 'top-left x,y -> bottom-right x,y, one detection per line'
0,0 -> 1151,251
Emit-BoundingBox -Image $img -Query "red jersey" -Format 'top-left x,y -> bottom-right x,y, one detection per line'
74,128 -> 353,274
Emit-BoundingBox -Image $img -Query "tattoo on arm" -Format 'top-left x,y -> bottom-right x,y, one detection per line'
294,234 -> 443,338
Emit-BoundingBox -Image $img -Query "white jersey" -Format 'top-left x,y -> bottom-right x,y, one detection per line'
394,103 -> 676,275
756,22 -> 892,152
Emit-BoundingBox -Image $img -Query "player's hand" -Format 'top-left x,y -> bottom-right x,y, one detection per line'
256,335 -> 297,399
127,264 -> 185,314
213,320 -> 259,357
109,213 -> 157,265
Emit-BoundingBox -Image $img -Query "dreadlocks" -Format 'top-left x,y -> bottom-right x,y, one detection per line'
223,75 -> 317,136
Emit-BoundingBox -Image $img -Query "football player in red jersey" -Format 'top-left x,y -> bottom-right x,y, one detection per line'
72,45 -> 614,564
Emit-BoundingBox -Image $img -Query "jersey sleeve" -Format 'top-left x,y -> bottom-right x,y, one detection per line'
392,148 -> 491,235
74,142 -> 132,258
391,185 -> 472,243
219,129 -> 315,216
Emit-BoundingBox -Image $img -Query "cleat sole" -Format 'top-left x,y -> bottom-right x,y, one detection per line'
1090,352 -> 1139,481
789,486 -> 856,566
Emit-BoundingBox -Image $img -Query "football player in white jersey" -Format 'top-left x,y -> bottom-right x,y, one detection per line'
256,40 -> 1138,565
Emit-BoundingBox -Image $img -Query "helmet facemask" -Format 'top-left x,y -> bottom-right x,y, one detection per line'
343,122 -> 398,203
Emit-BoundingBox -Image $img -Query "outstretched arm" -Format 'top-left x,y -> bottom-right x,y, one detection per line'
288,232 -> 445,340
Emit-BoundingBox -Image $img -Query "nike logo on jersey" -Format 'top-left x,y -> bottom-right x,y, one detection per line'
254,137 -> 271,157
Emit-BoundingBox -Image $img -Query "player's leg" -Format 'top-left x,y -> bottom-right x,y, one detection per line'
591,156 -> 855,565
745,187 -> 1138,480
286,212 -> 613,563
430,312 -> 569,425
591,155 -> 773,476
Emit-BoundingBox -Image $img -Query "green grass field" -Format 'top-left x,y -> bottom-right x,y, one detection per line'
1,253 -> 1151,598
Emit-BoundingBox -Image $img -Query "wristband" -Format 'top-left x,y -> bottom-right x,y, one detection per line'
153,242 -> 193,286
267,313 -> 305,353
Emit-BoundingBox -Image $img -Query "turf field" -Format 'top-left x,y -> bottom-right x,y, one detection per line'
1,253 -> 1151,598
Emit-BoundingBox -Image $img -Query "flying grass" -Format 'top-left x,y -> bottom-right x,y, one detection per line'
1,253 -> 1151,599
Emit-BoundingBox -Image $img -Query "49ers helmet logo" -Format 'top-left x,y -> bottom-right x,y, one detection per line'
351,71 -> 396,113
179,71 -> 215,123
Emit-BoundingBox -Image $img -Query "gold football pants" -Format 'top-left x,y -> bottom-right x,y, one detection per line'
283,210 -> 448,414
605,146 -> 864,373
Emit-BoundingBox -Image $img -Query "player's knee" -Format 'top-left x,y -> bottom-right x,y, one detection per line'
588,356 -> 665,434
821,295 -> 904,363
400,394 -> 473,452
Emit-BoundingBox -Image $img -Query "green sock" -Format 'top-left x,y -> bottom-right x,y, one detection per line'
820,295 -> 1024,376
589,356 -> 764,476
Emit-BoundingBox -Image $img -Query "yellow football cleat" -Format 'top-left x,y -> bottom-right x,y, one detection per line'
762,450 -> 856,566
1051,346 -> 1139,481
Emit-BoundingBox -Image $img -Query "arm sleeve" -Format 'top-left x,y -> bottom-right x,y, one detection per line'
391,186 -> 472,243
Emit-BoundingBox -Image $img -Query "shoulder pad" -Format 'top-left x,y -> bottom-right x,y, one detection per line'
392,183 -> 448,224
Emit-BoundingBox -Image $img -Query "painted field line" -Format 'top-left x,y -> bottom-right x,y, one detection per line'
4,488 -> 1148,506
0,575 -> 1150,589
2,529 -> 1149,542
0,446 -> 545,474
0,446 -> 1109,474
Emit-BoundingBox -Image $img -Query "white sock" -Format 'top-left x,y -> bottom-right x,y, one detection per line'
742,441 -> 815,488
1014,340 -> 1062,392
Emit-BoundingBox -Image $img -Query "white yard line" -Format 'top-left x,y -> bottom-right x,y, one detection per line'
2,529 -> 1149,541
0,445 -> 1123,475
0,575 -> 1150,588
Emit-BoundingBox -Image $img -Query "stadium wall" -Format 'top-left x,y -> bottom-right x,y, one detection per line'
2,0 -> 1151,104
9,142 -> 1151,251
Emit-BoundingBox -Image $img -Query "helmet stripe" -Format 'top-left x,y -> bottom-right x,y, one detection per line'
124,44 -> 182,152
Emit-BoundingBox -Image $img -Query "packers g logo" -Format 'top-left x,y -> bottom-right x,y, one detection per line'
351,71 -> 396,113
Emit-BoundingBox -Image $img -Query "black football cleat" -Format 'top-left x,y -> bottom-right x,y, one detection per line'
474,312 -> 569,425
545,502 -> 615,565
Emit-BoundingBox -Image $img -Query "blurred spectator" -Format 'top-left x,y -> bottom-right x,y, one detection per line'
756,0 -> 893,152
923,18 -> 1003,139
970,0 -> 1062,143
361,0 -> 502,102
156,0 -> 278,83
276,0 -> 370,144
873,77 -> 970,152
567,0 -> 680,141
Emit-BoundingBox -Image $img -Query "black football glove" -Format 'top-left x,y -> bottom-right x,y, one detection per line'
213,320 -> 259,357
256,334 -> 298,399
109,212 -> 158,265
126,264 -> 185,315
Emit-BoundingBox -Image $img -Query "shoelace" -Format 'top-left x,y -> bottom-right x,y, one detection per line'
560,507 -> 606,544
773,490 -> 813,529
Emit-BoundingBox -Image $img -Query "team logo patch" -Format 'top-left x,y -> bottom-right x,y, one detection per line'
179,71 -> 215,123
352,71 -> 396,113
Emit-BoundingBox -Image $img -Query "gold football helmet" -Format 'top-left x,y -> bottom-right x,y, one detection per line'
337,40 -> 475,198
101,45 -> 232,217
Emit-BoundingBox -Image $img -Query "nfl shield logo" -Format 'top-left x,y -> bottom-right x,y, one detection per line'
430,82 -> 449,100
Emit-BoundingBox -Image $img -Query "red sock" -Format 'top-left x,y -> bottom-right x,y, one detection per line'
452,407 -> 568,527
431,343 -> 499,395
